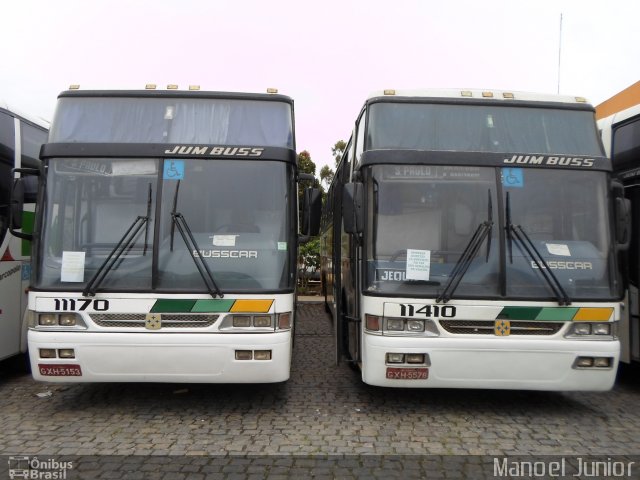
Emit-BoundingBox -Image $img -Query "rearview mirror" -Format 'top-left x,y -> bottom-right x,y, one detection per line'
343,182 -> 363,234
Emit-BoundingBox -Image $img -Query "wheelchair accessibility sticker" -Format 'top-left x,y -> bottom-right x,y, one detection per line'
164,159 -> 185,180
502,167 -> 524,188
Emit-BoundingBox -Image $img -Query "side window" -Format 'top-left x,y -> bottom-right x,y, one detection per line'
21,122 -> 47,168
20,122 -> 46,203
355,110 -> 366,166
0,112 -> 15,244
612,115 -> 640,172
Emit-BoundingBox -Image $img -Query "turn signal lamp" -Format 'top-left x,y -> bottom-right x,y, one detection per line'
278,312 -> 291,329
365,315 -> 381,331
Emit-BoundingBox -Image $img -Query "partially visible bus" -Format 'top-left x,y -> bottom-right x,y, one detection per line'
321,89 -> 627,390
16,87 -> 319,383
0,102 -> 48,362
599,102 -> 640,363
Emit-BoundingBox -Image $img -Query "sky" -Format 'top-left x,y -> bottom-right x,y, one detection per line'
2,0 -> 640,173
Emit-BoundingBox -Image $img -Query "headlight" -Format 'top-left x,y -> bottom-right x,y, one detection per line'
387,318 -> 404,331
573,323 -> 592,335
38,314 -> 59,326
232,316 -> 252,328
592,323 -> 611,335
253,315 -> 273,328
406,319 -> 425,332
59,314 -> 77,326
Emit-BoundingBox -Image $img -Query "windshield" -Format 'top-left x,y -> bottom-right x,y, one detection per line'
504,168 -> 616,299
366,165 -> 500,297
49,97 -> 293,148
368,103 -> 603,156
36,159 -> 295,292
366,165 -> 618,301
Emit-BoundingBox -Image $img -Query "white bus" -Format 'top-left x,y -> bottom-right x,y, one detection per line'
17,87 -> 320,383
599,103 -> 640,364
321,89 -> 627,390
0,103 -> 48,363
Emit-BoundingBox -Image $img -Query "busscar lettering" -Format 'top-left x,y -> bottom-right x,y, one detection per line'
193,250 -> 258,259
164,145 -> 264,157
503,155 -> 595,167
531,261 -> 593,270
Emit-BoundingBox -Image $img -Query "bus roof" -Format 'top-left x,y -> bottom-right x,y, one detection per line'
366,89 -> 592,106
56,89 -> 294,105
0,100 -> 50,130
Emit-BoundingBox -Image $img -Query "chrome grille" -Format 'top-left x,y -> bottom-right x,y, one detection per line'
439,320 -> 563,336
90,314 -> 219,328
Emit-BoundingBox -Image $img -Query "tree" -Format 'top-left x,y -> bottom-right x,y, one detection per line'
319,164 -> 334,189
297,149 -> 320,189
298,237 -> 320,293
331,140 -> 346,167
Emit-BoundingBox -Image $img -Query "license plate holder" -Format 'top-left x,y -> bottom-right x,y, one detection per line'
386,367 -> 428,380
38,364 -> 83,377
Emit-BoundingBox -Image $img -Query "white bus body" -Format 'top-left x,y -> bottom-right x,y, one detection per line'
599,102 -> 640,363
26,89 -> 311,383
0,103 -> 48,362
322,89 -> 624,390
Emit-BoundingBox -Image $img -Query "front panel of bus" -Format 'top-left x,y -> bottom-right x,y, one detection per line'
350,98 -> 623,390
28,92 -> 299,383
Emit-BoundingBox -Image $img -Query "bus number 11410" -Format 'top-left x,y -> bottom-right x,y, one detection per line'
399,304 -> 456,318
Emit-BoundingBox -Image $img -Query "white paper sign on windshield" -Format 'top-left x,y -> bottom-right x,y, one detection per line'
406,249 -> 431,281
61,251 -> 86,282
546,243 -> 571,257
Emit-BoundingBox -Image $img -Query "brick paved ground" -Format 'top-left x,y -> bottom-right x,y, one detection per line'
0,302 -> 639,478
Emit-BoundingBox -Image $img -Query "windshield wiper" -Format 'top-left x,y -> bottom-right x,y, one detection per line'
505,192 -> 571,306
437,190 -> 493,303
83,216 -> 149,297
170,181 -> 223,299
83,183 -> 153,297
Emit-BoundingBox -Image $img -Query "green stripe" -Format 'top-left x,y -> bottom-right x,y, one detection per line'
151,299 -> 197,313
192,299 -> 235,313
497,307 -> 542,321
21,211 -> 34,256
535,307 -> 578,321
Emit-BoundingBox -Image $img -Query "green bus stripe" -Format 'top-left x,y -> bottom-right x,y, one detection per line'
535,307 -> 578,321
21,211 -> 35,256
192,299 -> 235,313
497,307 -> 542,320
151,299 -> 197,313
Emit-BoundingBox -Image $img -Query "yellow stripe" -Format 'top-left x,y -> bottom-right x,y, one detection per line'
230,299 -> 274,313
573,308 -> 614,322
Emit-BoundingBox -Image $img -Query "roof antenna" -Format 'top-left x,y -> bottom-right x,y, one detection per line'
557,13 -> 563,94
